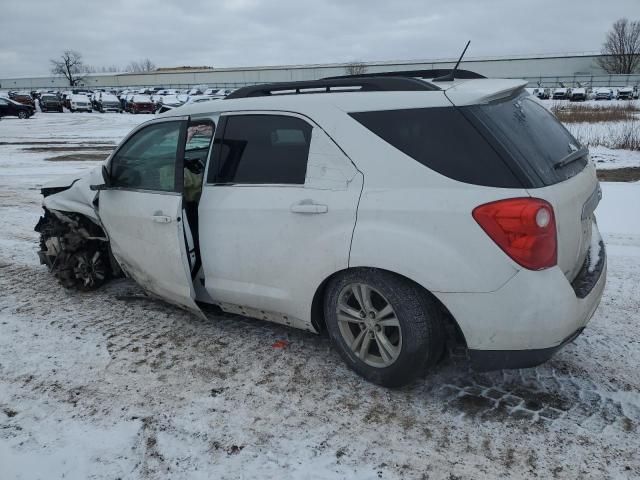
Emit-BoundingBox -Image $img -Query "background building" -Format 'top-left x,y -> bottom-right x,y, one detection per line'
1,52 -> 639,90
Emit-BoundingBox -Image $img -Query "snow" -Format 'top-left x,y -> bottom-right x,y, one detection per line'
1,112 -> 640,479
588,145 -> 640,170
532,98 -> 640,169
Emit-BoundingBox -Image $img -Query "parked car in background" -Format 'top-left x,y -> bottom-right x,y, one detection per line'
533,87 -> 550,99
117,90 -> 131,110
155,94 -> 188,113
0,96 -> 35,119
202,88 -> 224,97
552,88 -> 568,100
39,94 -> 64,112
127,95 -> 155,114
122,93 -> 138,112
9,91 -> 36,107
150,93 -> 165,111
569,88 -> 586,102
188,85 -> 207,95
69,94 -> 93,112
595,88 -> 613,100
616,87 -> 634,100
95,93 -> 122,113
61,91 -> 73,109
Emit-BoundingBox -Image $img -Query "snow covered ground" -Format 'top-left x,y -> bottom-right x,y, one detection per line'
1,113 -> 640,479
537,98 -> 640,170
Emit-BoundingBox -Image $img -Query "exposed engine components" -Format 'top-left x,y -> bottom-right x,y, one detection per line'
35,208 -> 121,290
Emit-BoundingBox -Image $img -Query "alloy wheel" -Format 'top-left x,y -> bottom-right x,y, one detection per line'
336,283 -> 402,368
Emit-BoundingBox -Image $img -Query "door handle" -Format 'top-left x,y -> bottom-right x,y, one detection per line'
290,200 -> 328,214
151,215 -> 172,223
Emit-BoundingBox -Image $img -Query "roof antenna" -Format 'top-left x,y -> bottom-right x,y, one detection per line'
433,40 -> 471,82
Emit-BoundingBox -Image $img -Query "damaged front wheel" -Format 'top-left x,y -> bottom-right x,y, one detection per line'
73,249 -> 108,290
35,209 -> 118,291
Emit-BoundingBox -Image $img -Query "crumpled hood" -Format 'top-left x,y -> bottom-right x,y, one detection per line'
43,167 -> 103,224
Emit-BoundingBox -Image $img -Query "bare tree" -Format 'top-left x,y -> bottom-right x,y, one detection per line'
50,50 -> 86,86
126,58 -> 156,73
345,61 -> 368,75
597,18 -> 640,74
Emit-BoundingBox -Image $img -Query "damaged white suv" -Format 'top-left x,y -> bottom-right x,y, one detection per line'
36,71 -> 606,387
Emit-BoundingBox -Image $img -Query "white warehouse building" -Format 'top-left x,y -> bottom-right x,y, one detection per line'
1,52 -> 638,90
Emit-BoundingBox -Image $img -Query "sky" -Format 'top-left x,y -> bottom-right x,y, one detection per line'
0,0 -> 637,78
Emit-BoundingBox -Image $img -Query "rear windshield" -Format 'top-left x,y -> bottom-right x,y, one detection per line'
465,91 -> 587,186
350,107 -> 522,188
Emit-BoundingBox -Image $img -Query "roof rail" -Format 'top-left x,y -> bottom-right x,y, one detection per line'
324,69 -> 486,81
225,77 -> 439,99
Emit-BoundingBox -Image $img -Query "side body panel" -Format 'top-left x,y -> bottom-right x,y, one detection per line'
319,99 -> 527,294
198,119 -> 362,331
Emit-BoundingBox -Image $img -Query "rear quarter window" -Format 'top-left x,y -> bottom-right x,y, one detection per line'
349,107 -> 523,188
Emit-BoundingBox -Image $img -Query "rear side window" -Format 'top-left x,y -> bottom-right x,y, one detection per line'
350,107 -> 522,188
465,92 -> 586,186
212,114 -> 312,184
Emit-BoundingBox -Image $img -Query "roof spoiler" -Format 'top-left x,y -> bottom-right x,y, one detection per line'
444,79 -> 529,106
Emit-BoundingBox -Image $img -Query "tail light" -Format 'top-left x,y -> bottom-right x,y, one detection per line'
473,198 -> 557,270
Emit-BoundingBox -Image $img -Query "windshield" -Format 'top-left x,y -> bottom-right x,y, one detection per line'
464,92 -> 587,186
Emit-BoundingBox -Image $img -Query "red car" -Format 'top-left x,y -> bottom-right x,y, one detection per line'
128,95 -> 155,114
9,92 -> 35,107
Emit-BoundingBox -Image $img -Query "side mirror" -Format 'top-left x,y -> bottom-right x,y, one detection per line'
89,165 -> 112,191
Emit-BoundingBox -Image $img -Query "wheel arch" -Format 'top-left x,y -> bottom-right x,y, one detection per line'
310,266 -> 468,349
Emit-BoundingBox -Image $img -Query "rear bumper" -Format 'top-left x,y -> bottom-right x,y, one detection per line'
436,236 -> 607,366
469,327 -> 584,371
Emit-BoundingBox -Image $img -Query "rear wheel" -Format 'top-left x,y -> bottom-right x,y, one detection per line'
324,269 -> 444,387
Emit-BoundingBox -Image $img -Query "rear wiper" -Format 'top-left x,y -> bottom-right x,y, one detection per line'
554,146 -> 589,170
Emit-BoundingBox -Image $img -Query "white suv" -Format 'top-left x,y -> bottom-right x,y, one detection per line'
35,71 -> 606,387
69,94 -> 92,112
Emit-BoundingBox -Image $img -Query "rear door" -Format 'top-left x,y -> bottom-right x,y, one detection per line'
198,112 -> 362,328
97,116 -> 202,314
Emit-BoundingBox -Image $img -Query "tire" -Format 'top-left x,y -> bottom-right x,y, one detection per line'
324,268 -> 445,387
37,212 -> 112,291
17,111 -> 28,119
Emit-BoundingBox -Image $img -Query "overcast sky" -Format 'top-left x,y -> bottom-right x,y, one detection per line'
0,0 -> 637,77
